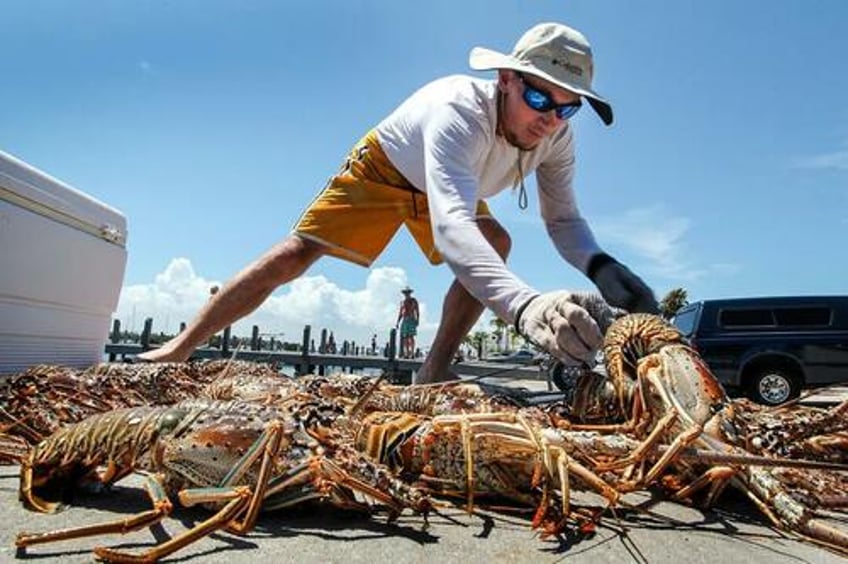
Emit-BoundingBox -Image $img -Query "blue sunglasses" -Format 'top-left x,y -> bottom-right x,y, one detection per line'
518,74 -> 582,120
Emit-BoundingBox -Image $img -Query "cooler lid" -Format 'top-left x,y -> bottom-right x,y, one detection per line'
0,150 -> 127,247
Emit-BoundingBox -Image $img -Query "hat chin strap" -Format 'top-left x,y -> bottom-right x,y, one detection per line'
496,89 -> 506,139
496,89 -> 529,211
497,89 -> 520,147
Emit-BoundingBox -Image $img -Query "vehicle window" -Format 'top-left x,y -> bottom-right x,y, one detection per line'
672,309 -> 698,335
773,307 -> 831,327
719,308 -> 775,327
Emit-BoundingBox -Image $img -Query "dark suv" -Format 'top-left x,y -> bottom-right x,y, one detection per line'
672,296 -> 848,405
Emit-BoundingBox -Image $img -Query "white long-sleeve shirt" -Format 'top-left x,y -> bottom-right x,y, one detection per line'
375,75 -> 603,324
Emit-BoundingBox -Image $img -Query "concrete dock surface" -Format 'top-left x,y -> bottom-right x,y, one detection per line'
1,465 -> 844,563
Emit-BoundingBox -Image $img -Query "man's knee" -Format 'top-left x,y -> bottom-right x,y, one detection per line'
479,219 -> 512,259
259,235 -> 325,282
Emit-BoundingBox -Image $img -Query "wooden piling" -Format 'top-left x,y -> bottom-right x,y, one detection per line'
140,318 -> 153,351
109,319 -> 121,361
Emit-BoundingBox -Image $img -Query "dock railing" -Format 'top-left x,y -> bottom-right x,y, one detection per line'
105,318 -> 544,384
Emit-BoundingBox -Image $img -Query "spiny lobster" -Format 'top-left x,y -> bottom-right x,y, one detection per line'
16,397 -> 429,562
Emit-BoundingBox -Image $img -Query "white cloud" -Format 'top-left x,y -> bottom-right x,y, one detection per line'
593,205 -> 749,300
794,149 -> 848,171
137,60 -> 154,74
594,204 -> 708,281
117,258 -> 214,332
115,258 -> 434,350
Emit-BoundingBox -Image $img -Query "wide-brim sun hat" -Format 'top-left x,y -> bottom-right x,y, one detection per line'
469,22 -> 613,126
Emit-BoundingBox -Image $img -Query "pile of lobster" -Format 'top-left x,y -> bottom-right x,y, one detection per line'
2,313 -> 846,562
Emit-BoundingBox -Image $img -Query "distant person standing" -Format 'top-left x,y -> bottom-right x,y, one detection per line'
396,287 -> 420,359
206,285 -> 220,348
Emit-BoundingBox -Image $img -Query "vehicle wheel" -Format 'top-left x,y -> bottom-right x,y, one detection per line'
549,362 -> 567,392
549,362 -> 580,394
747,368 -> 800,406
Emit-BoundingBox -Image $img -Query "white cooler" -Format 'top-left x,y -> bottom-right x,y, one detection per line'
0,150 -> 127,374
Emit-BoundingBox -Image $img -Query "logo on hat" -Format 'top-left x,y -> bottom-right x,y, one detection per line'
552,58 -> 583,77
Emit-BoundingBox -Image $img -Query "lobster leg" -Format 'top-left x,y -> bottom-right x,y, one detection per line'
222,420 -> 285,534
314,454 -> 430,515
672,465 -> 736,505
19,458 -> 55,514
16,472 -> 174,551
94,421 -> 289,562
0,405 -> 45,444
594,409 -> 679,473
95,487 -> 252,564
268,452 -> 431,518
0,433 -> 31,465
641,424 -> 705,486
741,469 -> 848,555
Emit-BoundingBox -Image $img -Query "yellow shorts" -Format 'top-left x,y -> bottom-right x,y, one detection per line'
292,131 -> 492,266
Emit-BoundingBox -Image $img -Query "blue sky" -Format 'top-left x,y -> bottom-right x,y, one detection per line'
3,1 -> 847,350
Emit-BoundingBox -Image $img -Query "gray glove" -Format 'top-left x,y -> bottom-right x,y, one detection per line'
588,254 -> 659,314
515,291 -> 605,366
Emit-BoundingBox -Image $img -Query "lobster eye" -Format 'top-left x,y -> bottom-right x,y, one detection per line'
159,408 -> 189,434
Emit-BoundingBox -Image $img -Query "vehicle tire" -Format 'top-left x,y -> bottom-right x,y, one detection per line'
549,362 -> 568,392
747,368 -> 800,406
549,362 -> 581,394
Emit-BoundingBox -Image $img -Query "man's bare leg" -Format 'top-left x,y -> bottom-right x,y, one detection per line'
138,235 -> 325,362
413,218 -> 511,384
413,280 -> 484,383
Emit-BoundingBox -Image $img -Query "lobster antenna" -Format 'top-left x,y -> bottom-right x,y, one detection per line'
672,446 -> 848,471
217,342 -> 246,382
347,373 -> 386,417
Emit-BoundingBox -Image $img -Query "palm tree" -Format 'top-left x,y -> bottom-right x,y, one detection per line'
660,288 -> 689,320
459,333 -> 476,361
470,330 -> 489,359
460,333 -> 474,349
507,325 -> 521,350
489,317 -> 508,351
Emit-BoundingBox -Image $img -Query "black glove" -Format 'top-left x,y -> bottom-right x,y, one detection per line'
587,254 -> 659,314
